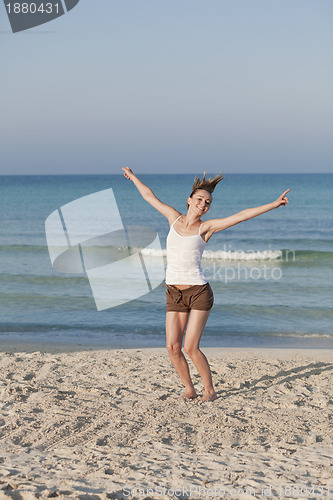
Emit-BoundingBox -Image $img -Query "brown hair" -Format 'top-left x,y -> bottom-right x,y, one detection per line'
187,171 -> 224,209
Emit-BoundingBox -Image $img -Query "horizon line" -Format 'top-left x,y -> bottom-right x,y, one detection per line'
0,172 -> 332,176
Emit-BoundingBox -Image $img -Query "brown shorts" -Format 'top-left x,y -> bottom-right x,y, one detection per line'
165,283 -> 214,313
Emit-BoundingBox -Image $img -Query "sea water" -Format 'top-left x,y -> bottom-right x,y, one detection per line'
0,174 -> 332,348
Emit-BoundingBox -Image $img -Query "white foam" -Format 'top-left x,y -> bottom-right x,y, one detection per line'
141,248 -> 283,261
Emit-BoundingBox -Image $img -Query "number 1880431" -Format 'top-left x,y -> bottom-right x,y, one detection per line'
6,3 -> 60,14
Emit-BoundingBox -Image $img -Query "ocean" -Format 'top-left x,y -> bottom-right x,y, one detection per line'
1,173 -> 332,349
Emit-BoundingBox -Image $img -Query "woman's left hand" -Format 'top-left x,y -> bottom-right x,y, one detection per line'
275,189 -> 291,207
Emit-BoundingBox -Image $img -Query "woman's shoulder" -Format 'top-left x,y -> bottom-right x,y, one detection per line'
168,212 -> 182,227
199,219 -> 216,243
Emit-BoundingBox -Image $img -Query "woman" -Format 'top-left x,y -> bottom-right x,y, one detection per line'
122,167 -> 290,402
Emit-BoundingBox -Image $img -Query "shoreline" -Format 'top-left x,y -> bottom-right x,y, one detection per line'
0,339 -> 333,355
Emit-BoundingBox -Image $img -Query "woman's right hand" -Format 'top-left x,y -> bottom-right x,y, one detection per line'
122,166 -> 134,180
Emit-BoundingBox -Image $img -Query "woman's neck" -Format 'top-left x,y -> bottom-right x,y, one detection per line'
182,212 -> 201,228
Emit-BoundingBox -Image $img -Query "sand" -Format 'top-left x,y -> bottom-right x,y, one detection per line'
0,346 -> 332,499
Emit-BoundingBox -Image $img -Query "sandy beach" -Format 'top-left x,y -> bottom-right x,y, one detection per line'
0,346 -> 332,499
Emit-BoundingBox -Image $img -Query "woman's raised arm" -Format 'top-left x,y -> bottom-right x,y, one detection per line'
204,189 -> 291,236
122,167 -> 180,224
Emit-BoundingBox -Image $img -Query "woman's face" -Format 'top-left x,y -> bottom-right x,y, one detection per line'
187,189 -> 212,215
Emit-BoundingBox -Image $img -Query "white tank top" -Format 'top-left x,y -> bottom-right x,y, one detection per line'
165,215 -> 208,285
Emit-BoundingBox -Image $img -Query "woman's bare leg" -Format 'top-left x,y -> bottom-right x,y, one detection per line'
183,309 -> 217,401
166,311 -> 197,398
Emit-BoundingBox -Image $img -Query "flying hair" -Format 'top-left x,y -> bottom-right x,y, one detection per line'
186,171 -> 224,210
190,171 -> 224,196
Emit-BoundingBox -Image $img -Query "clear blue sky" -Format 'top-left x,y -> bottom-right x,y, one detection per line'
1,0 -> 332,174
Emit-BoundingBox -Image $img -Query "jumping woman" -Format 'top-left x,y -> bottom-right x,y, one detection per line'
122,167 -> 290,402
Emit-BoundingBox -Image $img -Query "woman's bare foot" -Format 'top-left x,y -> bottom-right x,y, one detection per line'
180,390 -> 198,399
201,391 -> 217,402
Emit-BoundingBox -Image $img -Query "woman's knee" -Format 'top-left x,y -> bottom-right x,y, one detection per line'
167,342 -> 183,356
183,343 -> 200,357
